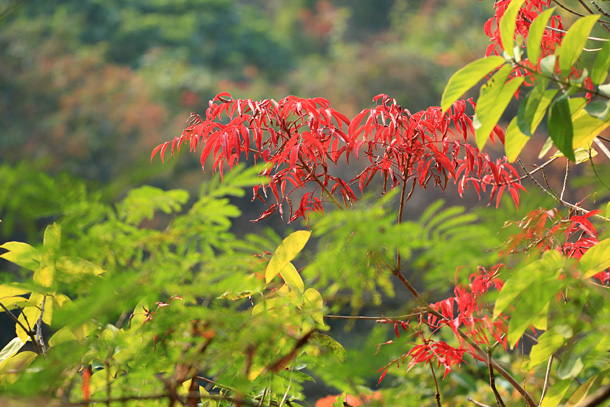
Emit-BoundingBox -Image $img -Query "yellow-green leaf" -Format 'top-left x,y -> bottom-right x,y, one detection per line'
527,8 -> 556,64
266,230 -> 311,284
33,266 -> 54,288
500,0 -> 526,57
557,15 -> 600,75
505,117 -> 530,162
279,262 -> 304,294
540,379 -> 571,407
43,223 -> 61,253
0,242 -> 41,272
474,65 -> 525,149
57,256 -> 105,276
303,288 -> 324,325
580,237 -> 610,278
0,285 -> 30,299
441,56 -> 505,113
0,337 -> 25,367
48,326 -> 77,348
565,373 -> 605,407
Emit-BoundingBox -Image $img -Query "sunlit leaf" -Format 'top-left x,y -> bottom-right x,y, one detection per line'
0,242 -> 41,272
0,337 -> 25,367
565,372 -> 605,407
499,0 -> 526,57
474,65 -> 524,149
441,56 -> 505,113
540,379 -> 571,407
265,230 -> 311,284
592,40 -> 610,84
557,15 -> 600,75
527,8 -> 556,64
548,95 -> 575,161
279,262 -> 304,294
580,237 -> 610,278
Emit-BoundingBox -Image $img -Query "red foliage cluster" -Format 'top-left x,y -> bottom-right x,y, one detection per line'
377,265 -> 508,382
153,93 -> 523,222
502,208 -> 609,283
484,0 -> 564,60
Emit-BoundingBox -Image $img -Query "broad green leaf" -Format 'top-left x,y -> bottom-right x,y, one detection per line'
500,0 -> 526,57
557,351 -> 584,380
505,117 -> 530,162
441,56 -> 505,113
0,296 -> 31,312
266,230 -> 311,284
494,250 -> 563,318
507,281 -> 560,345
571,105 -> 610,149
540,55 -> 557,76
474,65 -> 525,149
540,379 -> 571,407
57,256 -> 105,276
43,223 -> 61,253
518,79 -> 557,136
16,305 -> 40,343
539,137 -> 554,158
585,99 -> 610,120
0,337 -> 25,367
303,288 -> 324,325
0,242 -> 41,272
0,350 -> 37,374
280,262 -> 304,294
528,328 -> 567,368
0,285 -> 30,299
591,40 -> 610,84
33,266 -> 54,288
548,95 -> 575,161
565,373 -> 605,407
48,326 -> 77,347
557,15 -> 600,75
527,8 -> 556,64
580,237 -> 610,278
550,146 -> 597,163
309,333 -> 346,362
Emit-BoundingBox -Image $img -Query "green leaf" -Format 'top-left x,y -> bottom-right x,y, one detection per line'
505,117 -> 530,162
571,100 -> 610,148
540,379 -> 571,407
48,326 -> 78,348
0,242 -> 41,272
527,8 -> 556,64
309,333 -> 346,362
585,99 -> 610,120
517,79 -> 557,136
56,256 -> 105,276
592,40 -> 610,84
550,146 -> 597,163
548,95 -> 575,161
494,250 -> 563,318
441,56 -> 505,113
279,262 -> 304,294
265,230 -> 311,284
528,328 -> 567,368
0,285 -> 30,299
557,15 -> 600,75
474,65 -> 525,149
557,351 -> 584,380
303,288 -> 324,325
0,337 -> 25,367
500,0 -> 526,57
565,373 -> 605,407
43,223 -> 61,253
507,280 -> 560,345
580,237 -> 610,278
540,55 -> 556,76
539,137 -> 555,158
33,266 -> 54,288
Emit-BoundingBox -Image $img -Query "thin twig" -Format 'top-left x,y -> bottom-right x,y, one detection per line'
487,348 -> 506,407
428,357 -> 442,407
517,159 -> 610,222
324,312 -> 426,321
560,161 -> 569,201
540,355 -> 554,405
466,397 -> 491,407
588,0 -> 610,19
35,295 -> 47,354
